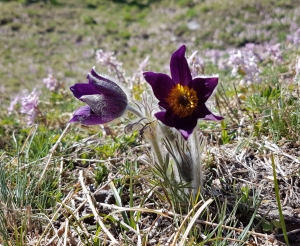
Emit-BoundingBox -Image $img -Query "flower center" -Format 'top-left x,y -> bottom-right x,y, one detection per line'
166,84 -> 198,118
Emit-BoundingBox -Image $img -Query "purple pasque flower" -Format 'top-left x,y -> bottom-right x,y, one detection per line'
143,45 -> 223,140
69,67 -> 128,125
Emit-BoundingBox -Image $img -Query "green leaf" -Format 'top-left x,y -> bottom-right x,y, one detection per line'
262,221 -> 274,231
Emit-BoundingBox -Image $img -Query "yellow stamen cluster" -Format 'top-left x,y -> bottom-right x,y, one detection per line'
166,84 -> 198,118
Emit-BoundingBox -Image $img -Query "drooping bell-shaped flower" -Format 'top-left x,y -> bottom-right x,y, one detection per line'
69,67 -> 128,125
143,45 -> 223,140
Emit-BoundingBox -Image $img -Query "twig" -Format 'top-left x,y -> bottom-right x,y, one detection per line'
38,123 -> 71,185
26,206 -> 32,235
98,202 -> 172,218
63,219 -> 69,246
171,199 -> 204,246
37,190 -> 74,246
98,202 -> 274,240
276,228 -> 300,238
45,235 -> 57,246
171,200 -> 204,246
67,158 -> 121,163
136,222 -> 141,246
178,198 -> 213,246
204,236 -> 249,244
264,142 -> 300,164
68,199 -> 90,239
59,156 -> 63,191
271,154 -> 290,245
78,170 -> 119,245
194,218 -> 273,240
9,124 -> 38,166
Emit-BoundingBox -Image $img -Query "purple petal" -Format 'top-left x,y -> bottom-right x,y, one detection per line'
89,67 -> 114,84
143,72 -> 174,102
71,75 -> 127,103
190,77 -> 218,103
195,104 -> 223,121
155,110 -> 198,140
87,73 -> 127,98
170,45 -> 192,85
204,113 -> 224,121
69,106 -> 116,125
70,84 -> 101,100
155,110 -> 176,128
179,129 -> 194,140
158,101 -> 171,110
80,94 -> 127,118
173,115 -> 198,135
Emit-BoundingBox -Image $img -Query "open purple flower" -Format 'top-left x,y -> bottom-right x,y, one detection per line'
143,45 -> 223,140
69,67 -> 128,125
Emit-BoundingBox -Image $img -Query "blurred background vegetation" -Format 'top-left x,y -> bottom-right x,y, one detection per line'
0,0 -> 299,94
0,1 -> 300,244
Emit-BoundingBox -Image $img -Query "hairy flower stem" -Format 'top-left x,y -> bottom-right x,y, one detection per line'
147,133 -> 165,167
127,105 -> 164,167
142,121 -> 165,168
189,129 -> 203,196
159,124 -> 204,196
126,105 -> 146,119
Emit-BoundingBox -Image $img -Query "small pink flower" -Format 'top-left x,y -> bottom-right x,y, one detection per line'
228,49 -> 261,85
265,43 -> 283,63
204,49 -> 226,67
43,74 -> 59,91
95,49 -> 126,83
20,89 -> 39,125
188,50 -> 204,77
296,57 -> 300,75
95,49 -> 123,73
287,28 -> 300,45
8,96 -> 20,115
131,56 -> 149,83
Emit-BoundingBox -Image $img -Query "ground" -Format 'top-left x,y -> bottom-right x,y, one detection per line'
0,0 -> 300,245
